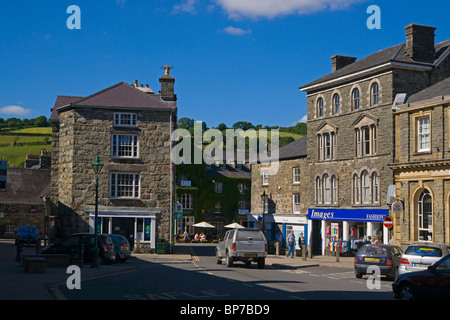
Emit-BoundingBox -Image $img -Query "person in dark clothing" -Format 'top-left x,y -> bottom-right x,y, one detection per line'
15,235 -> 24,264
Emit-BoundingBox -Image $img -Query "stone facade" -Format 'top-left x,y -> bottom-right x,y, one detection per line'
300,23 -> 450,252
50,70 -> 177,252
390,82 -> 450,246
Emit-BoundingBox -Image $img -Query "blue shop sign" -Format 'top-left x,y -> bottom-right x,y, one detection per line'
308,208 -> 388,223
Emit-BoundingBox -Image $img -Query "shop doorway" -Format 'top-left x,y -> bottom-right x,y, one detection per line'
312,220 -> 322,255
112,217 -> 135,248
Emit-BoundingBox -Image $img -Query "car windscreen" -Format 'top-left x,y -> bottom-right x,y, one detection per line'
404,246 -> 443,257
236,230 -> 265,241
358,245 -> 388,256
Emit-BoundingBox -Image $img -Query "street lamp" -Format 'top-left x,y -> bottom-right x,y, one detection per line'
91,153 -> 104,268
261,189 -> 268,237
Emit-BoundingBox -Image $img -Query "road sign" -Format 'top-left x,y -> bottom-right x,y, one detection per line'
391,201 -> 403,214
174,211 -> 183,220
383,217 -> 393,229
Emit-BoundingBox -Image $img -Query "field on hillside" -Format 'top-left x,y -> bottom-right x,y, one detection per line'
0,127 -> 51,167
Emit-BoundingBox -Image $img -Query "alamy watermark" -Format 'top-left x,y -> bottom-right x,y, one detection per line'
366,5 -> 381,30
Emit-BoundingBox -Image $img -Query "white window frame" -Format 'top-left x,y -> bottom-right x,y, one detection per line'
293,194 -> 301,214
371,82 -> 379,105
262,170 -> 269,186
110,172 -> 140,199
179,193 -> 193,210
417,116 -> 430,152
114,112 -> 137,127
361,171 -> 370,204
352,88 -> 360,110
111,134 -> 139,158
215,182 -> 223,194
332,175 -> 338,204
292,167 -> 300,184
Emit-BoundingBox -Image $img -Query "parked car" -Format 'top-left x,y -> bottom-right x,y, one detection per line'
393,253 -> 450,300
354,244 -> 403,279
216,228 -> 267,269
108,234 -> 131,263
15,226 -> 40,244
41,233 -> 116,265
399,243 -> 450,275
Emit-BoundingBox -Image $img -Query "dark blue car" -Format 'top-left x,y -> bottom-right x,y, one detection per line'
15,226 -> 40,244
354,244 -> 403,280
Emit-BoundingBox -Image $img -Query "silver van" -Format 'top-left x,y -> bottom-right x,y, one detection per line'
216,228 -> 267,269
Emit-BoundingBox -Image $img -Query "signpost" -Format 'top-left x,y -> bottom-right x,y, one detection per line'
391,201 -> 403,214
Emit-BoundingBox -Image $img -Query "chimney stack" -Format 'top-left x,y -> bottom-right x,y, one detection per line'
159,65 -> 176,101
331,55 -> 357,72
405,24 -> 436,62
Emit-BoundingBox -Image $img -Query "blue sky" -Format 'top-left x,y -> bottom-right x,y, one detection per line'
0,0 -> 449,128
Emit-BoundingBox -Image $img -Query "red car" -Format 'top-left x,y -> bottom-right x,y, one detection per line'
392,253 -> 450,300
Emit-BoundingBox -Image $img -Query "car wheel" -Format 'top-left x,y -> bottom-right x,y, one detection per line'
226,254 -> 233,267
216,251 -> 222,264
355,272 -> 363,279
399,283 -> 416,300
257,258 -> 265,269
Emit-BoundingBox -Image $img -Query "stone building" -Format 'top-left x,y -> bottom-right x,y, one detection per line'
249,136 -> 308,244
49,67 -> 177,252
299,24 -> 450,255
0,165 -> 50,240
389,76 -> 450,246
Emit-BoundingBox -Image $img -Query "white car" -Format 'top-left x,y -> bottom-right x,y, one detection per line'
398,243 -> 450,275
216,228 -> 267,269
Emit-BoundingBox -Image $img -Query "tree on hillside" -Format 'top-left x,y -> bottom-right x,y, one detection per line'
232,121 -> 254,131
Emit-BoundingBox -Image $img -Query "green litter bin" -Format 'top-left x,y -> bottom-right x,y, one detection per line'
157,238 -> 166,254
70,243 -> 83,266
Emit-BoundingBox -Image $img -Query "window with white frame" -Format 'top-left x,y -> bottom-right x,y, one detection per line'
110,172 -> 140,198
316,176 -> 322,204
262,170 -> 269,186
114,112 -> 137,127
318,132 -> 336,161
323,174 -> 331,203
238,183 -> 247,194
238,200 -> 247,210
293,194 -> 300,214
112,134 -> 139,158
215,182 -> 223,194
361,171 -> 370,204
292,167 -> 300,184
355,124 -> 377,157
352,171 -> 380,205
372,172 -> 379,203
417,116 -> 430,152
179,193 -> 193,210
353,174 -> 360,204
332,175 -> 338,204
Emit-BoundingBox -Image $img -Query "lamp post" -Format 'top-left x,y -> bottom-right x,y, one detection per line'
91,153 -> 104,268
261,189 -> 268,237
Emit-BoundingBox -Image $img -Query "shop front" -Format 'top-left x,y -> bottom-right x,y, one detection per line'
85,206 -> 159,253
307,208 -> 390,256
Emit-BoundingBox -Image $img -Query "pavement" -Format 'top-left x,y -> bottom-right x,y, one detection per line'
0,240 -> 354,300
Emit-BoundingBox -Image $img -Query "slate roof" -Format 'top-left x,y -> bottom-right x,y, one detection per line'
50,82 -> 176,121
300,40 -> 450,91
278,136 -> 307,160
407,76 -> 450,104
0,168 -> 50,205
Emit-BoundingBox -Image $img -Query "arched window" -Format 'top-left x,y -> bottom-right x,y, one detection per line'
317,97 -> 324,117
333,94 -> 340,114
372,172 -> 379,203
316,176 -> 322,204
331,175 -> 338,204
361,171 -> 370,203
371,82 -> 379,105
418,189 -> 432,241
353,174 -> 360,204
323,174 -> 331,203
352,88 -> 360,110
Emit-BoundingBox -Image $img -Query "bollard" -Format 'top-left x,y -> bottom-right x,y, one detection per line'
336,241 -> 340,262
308,245 -> 312,259
276,242 -> 280,256
302,244 -> 306,261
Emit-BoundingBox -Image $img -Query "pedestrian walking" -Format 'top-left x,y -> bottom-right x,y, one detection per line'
286,231 -> 296,258
298,233 -> 306,255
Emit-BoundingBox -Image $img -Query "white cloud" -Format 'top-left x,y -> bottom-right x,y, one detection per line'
214,0 -> 366,19
0,105 -> 32,117
173,0 -> 198,14
221,26 -> 252,35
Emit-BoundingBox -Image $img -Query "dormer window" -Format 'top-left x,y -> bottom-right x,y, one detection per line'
114,112 -> 137,127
